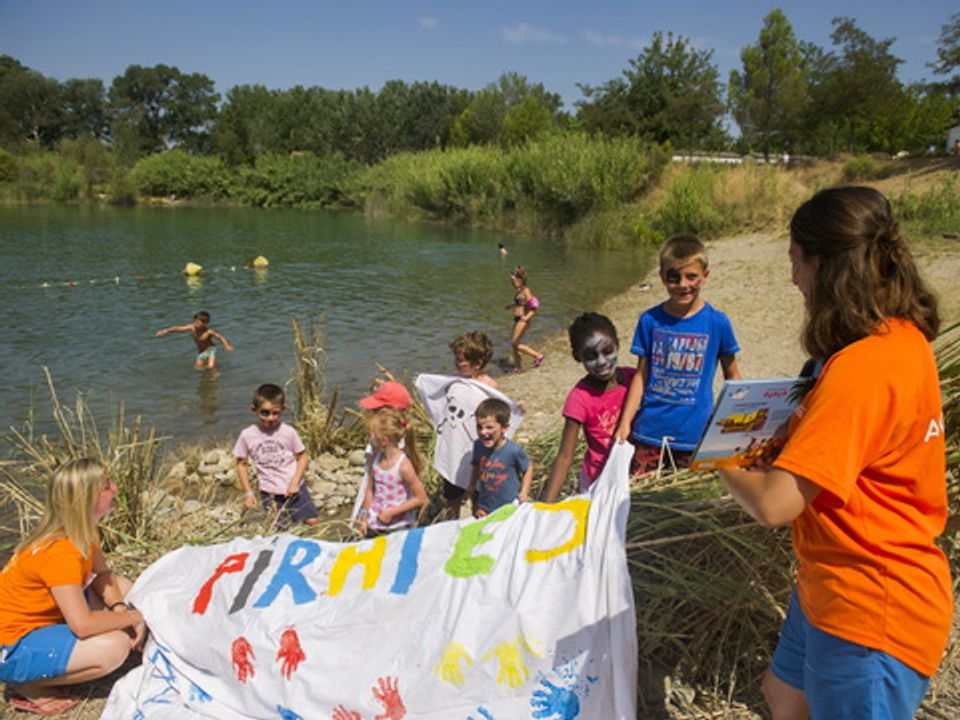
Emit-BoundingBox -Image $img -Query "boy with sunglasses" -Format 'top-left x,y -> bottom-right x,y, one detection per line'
233,383 -> 319,527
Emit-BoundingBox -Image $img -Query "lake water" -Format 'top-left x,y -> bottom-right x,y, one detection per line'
0,205 -> 653,445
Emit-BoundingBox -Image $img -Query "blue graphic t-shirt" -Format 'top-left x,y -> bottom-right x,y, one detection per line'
630,302 -> 740,450
471,438 -> 530,513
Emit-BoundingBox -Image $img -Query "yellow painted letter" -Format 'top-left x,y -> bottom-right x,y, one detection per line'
526,498 -> 590,563
327,537 -> 387,596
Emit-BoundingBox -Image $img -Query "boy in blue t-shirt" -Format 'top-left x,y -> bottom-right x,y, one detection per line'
467,398 -> 533,516
615,235 -> 741,475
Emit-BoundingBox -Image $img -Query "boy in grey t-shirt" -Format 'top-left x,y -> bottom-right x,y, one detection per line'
467,398 -> 533,516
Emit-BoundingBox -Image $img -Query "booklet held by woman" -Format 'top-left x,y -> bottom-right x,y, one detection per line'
690,378 -> 802,470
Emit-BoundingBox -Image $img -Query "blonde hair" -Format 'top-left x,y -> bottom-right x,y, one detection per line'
368,408 -> 422,476
659,235 -> 708,271
17,458 -> 105,558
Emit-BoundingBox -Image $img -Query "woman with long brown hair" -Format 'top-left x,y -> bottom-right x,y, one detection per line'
718,187 -> 950,720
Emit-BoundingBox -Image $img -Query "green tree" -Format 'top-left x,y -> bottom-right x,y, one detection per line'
109,64 -> 219,159
806,18 -> 906,153
931,11 -> 960,93
0,58 -> 62,148
451,72 -> 561,147
577,32 -> 725,150
500,96 -> 553,146
729,9 -> 809,158
60,78 -> 110,140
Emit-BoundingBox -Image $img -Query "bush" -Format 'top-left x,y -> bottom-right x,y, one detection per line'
653,165 -> 727,239
842,154 -> 876,181
128,150 -> 230,198
891,177 -> 960,237
238,152 -> 358,208
0,149 -> 16,183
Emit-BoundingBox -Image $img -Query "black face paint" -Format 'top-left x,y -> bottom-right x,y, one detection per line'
665,268 -> 681,284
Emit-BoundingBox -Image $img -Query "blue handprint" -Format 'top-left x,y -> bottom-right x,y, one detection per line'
466,707 -> 495,720
276,705 -> 303,720
530,679 -> 581,720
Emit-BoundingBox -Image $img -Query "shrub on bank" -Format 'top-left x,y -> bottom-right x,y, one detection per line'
892,177 -> 960,237
238,152 -> 358,208
129,150 -> 230,199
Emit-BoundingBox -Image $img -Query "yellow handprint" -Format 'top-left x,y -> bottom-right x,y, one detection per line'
482,636 -> 540,689
432,641 -> 474,687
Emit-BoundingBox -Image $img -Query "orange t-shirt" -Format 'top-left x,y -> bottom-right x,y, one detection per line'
776,319 -> 951,676
0,535 -> 95,646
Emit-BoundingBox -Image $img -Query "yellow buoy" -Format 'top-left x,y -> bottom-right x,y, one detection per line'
252,255 -> 269,268
183,262 -> 203,276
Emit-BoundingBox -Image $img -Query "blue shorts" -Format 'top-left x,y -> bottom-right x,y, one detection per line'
771,591 -> 929,720
261,484 -> 318,528
196,347 -> 216,363
0,624 -> 77,684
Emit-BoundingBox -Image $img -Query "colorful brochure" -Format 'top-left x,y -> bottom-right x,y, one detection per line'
690,378 -> 802,470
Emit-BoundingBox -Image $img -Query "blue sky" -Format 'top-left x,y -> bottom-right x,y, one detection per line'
1,0 -> 954,109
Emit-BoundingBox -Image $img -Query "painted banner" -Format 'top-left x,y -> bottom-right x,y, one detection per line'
102,443 -> 637,720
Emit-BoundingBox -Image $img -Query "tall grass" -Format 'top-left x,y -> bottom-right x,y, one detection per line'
2,368 -> 166,550
891,177 -> 960,238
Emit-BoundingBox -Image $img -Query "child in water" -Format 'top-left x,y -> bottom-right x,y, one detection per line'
156,310 -> 233,370
359,408 -> 427,537
0,459 -> 145,715
505,266 -> 544,372
543,313 -> 635,501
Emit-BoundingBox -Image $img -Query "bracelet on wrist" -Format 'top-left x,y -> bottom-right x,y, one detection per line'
107,601 -> 130,611
243,491 -> 255,497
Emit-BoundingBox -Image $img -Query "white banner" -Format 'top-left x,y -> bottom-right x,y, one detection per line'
102,443 -> 636,720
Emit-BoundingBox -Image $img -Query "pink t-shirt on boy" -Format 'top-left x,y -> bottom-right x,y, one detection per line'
232,422 -> 305,495
562,366 -> 636,491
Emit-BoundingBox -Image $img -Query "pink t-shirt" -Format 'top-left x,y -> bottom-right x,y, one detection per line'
232,423 -> 305,495
562,366 -> 636,490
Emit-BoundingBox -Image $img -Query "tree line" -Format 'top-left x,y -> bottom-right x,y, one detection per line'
0,10 -> 957,185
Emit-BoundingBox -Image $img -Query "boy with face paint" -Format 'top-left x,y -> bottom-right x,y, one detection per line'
543,313 -> 636,502
614,235 -> 741,475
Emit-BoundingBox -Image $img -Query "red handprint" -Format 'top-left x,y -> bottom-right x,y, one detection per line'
276,628 -> 306,679
231,636 -> 256,683
332,706 -> 362,720
372,676 -> 406,720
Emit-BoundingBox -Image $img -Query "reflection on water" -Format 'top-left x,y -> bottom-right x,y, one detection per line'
0,206 -> 654,444
197,371 -> 220,425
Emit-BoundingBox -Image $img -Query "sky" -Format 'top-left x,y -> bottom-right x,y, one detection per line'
0,0 -> 955,110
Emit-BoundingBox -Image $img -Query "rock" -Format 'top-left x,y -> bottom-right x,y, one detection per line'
204,450 -> 222,465
318,454 -> 350,472
182,500 -> 202,514
314,480 -> 338,496
166,461 -> 188,482
347,450 -> 366,467
197,463 -> 220,477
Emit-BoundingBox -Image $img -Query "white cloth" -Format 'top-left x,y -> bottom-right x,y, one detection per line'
101,443 -> 637,719
414,374 -> 524,489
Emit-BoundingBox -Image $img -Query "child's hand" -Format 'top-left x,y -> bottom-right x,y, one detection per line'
155,329 -> 166,337
518,492 -> 529,504
224,342 -> 234,352
377,507 -> 394,524
243,493 -> 258,510
285,482 -> 299,497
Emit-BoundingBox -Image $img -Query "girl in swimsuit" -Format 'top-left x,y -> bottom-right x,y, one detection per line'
505,266 -> 545,372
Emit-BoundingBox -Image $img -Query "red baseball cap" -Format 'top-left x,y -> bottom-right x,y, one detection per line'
358,381 -> 412,410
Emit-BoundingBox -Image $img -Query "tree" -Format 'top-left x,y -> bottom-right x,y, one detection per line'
451,72 -> 561,147
500,96 -> 553,146
931,11 -> 960,92
577,32 -> 725,150
729,9 -> 809,158
109,64 -> 219,159
806,18 -> 906,153
60,78 -> 110,140
0,57 -> 64,149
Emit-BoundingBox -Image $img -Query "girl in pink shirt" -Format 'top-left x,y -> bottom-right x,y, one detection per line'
543,313 -> 635,501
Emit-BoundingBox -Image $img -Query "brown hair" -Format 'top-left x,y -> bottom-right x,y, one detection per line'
475,398 -> 511,426
368,407 -> 422,475
659,235 -> 708,270
790,186 -> 939,360
450,331 -> 494,368
253,383 -> 285,408
510,265 -> 529,284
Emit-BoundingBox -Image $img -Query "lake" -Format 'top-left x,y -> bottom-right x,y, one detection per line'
0,205 -> 653,445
